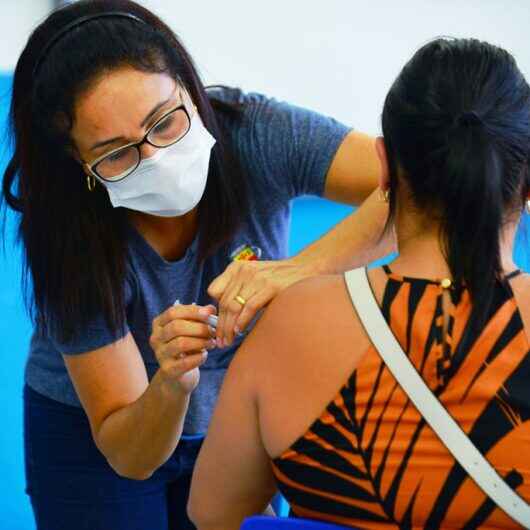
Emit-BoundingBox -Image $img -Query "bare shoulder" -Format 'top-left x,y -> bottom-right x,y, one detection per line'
233,273 -> 368,404
236,274 -> 351,358
227,274 -> 373,457
263,273 -> 350,332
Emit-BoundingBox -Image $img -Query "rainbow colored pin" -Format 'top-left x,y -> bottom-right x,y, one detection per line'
230,244 -> 261,262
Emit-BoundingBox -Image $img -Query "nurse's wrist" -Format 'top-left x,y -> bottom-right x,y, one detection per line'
287,254 -> 329,276
152,369 -> 193,403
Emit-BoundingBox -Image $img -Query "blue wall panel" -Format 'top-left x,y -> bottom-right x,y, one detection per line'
0,75 -> 36,530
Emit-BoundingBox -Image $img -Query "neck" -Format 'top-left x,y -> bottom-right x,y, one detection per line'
391,202 -> 518,279
129,207 -> 199,261
391,208 -> 451,278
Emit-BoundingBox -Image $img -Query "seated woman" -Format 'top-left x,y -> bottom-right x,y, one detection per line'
188,38 -> 530,529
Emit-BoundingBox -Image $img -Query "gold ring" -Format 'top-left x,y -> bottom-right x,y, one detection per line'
234,295 -> 247,306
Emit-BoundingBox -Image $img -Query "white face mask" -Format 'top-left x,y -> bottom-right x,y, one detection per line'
102,114 -> 216,217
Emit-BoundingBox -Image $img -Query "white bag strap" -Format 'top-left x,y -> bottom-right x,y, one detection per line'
344,267 -> 530,528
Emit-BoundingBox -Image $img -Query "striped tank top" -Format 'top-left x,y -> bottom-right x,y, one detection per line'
272,266 -> 530,529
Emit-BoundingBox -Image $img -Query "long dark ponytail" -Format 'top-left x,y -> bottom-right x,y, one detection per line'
382,38 -> 530,347
1,0 -> 248,343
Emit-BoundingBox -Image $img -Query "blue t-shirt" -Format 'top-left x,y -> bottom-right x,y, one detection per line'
25,87 -> 351,435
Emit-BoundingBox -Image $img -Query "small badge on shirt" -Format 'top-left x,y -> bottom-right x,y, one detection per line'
230,244 -> 262,262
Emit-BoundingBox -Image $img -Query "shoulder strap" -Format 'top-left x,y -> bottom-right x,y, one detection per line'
344,267 -> 530,527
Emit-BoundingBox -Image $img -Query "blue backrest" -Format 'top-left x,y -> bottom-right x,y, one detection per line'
241,516 -> 351,530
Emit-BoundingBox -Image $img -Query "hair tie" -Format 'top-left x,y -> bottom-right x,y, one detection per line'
456,111 -> 483,127
33,12 -> 146,78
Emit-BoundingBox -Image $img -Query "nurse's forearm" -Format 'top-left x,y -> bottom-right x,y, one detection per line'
291,189 -> 394,274
96,370 -> 189,480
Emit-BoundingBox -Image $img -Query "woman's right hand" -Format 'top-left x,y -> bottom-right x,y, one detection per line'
149,304 -> 218,395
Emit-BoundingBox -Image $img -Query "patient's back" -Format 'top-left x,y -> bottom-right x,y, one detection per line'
257,267 -> 530,529
255,36 -> 530,529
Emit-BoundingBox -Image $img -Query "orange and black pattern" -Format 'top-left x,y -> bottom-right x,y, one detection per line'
272,267 -> 530,529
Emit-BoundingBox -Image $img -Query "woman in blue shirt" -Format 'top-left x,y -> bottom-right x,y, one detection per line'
2,0 -> 389,528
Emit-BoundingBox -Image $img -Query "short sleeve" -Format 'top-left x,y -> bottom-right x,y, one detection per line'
236,92 -> 351,200
47,272 -> 135,355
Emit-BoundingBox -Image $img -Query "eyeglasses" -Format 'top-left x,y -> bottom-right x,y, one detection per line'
85,87 -> 194,183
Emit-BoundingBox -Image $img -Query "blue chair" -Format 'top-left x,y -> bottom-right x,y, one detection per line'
241,516 -> 350,529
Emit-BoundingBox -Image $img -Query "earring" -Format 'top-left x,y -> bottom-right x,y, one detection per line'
526,199 -> 530,214
378,188 -> 390,203
86,174 -> 96,192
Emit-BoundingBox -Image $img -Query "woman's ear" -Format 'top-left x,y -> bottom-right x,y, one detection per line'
375,137 -> 390,191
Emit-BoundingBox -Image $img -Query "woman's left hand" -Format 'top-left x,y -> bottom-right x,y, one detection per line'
207,258 -> 315,347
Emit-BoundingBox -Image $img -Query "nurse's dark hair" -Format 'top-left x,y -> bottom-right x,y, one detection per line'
1,0 -> 248,342
382,37 -> 530,355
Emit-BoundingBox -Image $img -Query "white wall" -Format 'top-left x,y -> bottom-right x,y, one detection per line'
0,0 -> 52,72
139,0 -> 530,135
1,1 -> 528,135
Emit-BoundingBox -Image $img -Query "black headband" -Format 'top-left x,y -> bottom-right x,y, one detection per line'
33,12 -> 146,78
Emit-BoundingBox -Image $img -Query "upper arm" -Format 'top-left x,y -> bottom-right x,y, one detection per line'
324,130 -> 381,205
241,93 -> 351,200
63,332 -> 148,445
188,347 -> 277,529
